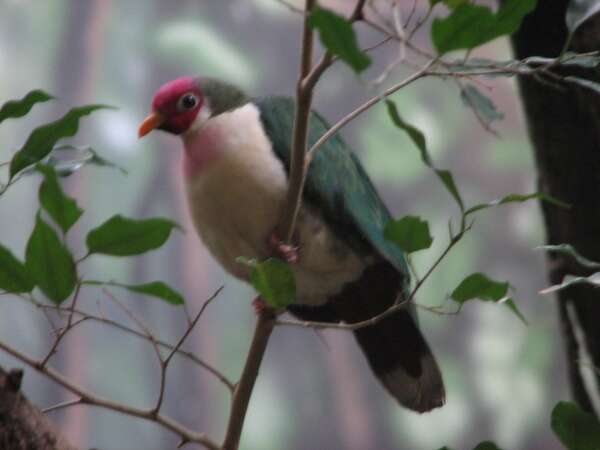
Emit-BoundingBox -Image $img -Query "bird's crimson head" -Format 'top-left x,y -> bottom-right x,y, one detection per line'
139,76 -> 204,137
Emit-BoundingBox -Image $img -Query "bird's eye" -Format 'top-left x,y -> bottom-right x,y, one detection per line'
178,93 -> 199,111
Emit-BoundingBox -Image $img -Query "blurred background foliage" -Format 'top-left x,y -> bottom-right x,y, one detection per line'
0,0 -> 568,449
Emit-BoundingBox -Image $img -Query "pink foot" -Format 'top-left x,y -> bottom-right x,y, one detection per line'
268,231 -> 299,263
252,296 -> 268,315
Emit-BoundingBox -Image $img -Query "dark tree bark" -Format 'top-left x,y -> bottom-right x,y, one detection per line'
0,367 -> 78,450
511,2 -> 600,414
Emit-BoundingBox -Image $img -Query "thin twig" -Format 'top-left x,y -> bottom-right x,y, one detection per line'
40,282 -> 84,367
25,295 -> 235,392
154,287 -> 223,413
43,398 -> 83,414
103,288 -> 164,364
307,58 -> 437,159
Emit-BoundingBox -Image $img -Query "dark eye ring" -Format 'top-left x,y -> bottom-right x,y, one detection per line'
178,93 -> 199,111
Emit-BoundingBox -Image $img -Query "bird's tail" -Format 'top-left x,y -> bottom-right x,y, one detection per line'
352,309 -> 445,412
330,262 -> 445,413
287,262 -> 445,412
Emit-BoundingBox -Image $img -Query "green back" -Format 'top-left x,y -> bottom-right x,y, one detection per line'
256,96 -> 410,281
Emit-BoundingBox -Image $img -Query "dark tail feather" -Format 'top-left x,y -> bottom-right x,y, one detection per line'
353,309 -> 445,412
288,262 -> 445,413
330,261 -> 445,413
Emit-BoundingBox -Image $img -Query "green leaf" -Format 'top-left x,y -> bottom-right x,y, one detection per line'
539,273 -> 600,295
385,101 -> 428,162
386,101 -> 464,211
0,244 -> 34,293
37,164 -> 83,233
84,280 -> 185,305
239,257 -> 295,309
460,84 -> 504,126
564,76 -> 600,95
473,443 -> 503,450
536,244 -> 600,270
566,0 -> 600,34
384,216 -> 433,254
25,214 -> 77,304
432,0 -> 536,54
86,215 -> 179,256
9,104 -> 114,179
465,192 -> 569,217
308,6 -> 371,73
435,169 -> 464,212
121,281 -> 185,305
451,273 -> 526,323
551,401 -> 600,450
0,90 -> 54,125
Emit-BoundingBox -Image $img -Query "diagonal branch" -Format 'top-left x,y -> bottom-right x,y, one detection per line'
0,339 -> 220,450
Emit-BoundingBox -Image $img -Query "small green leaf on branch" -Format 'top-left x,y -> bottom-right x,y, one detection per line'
451,272 -> 526,323
25,213 -> 77,304
86,215 -> 180,256
84,280 -> 185,305
37,164 -> 83,233
551,401 -> 600,450
539,273 -> 600,295
0,244 -> 34,293
460,84 -> 504,126
465,192 -> 569,217
386,100 -> 464,211
536,244 -> 600,270
308,6 -> 371,73
0,90 -> 54,125
431,0 -> 536,54
238,257 -> 296,309
384,216 -> 433,254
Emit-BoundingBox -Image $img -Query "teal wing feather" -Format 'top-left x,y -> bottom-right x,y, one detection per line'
256,96 -> 410,281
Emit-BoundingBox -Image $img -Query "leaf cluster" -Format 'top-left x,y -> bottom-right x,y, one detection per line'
0,92 -> 185,307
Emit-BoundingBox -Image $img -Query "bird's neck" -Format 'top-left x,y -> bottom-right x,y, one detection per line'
180,103 -> 266,179
182,126 -> 222,178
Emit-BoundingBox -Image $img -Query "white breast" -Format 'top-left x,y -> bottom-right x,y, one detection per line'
183,103 -> 366,306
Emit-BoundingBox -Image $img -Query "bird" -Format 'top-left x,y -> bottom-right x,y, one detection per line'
138,76 -> 445,413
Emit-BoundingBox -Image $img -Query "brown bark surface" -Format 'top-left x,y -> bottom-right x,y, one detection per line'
0,366 -> 78,450
511,2 -> 600,414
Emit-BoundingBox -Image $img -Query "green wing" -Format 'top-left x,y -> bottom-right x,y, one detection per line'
256,96 -> 410,280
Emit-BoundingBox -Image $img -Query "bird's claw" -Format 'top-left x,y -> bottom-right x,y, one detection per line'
268,231 -> 299,263
252,297 -> 268,315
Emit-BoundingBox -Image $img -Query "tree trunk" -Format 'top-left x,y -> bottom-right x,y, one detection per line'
0,367 -> 78,450
511,1 -> 600,415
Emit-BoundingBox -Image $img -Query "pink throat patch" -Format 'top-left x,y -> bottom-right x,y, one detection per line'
182,125 -> 222,178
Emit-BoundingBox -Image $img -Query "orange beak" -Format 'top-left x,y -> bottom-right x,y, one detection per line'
138,112 -> 165,138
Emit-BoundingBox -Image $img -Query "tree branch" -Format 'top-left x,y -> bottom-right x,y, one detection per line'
221,313 -> 276,450
0,340 -> 220,450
